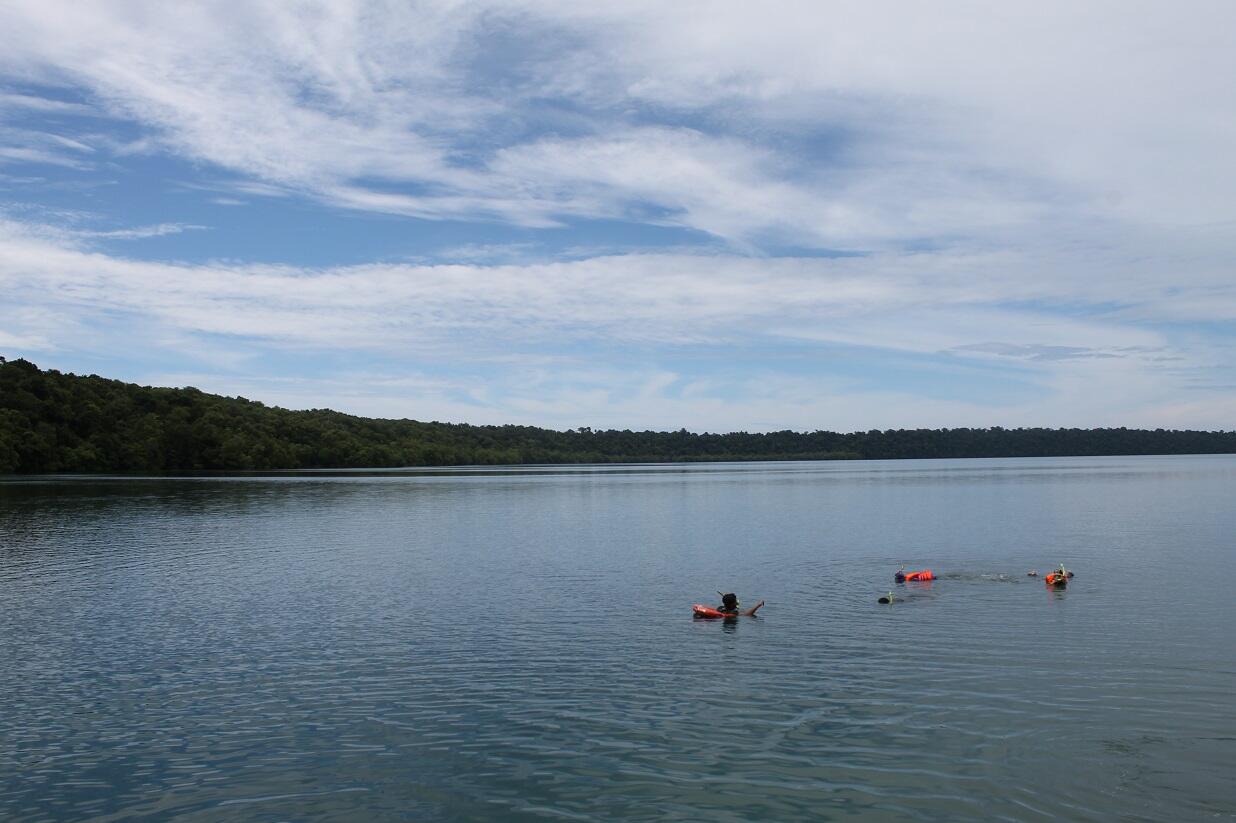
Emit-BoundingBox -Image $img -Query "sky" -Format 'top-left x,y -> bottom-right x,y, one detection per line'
1,1 -> 1235,433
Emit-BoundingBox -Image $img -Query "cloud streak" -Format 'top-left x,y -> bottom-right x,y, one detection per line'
1,2 -> 1234,431
5,2 -> 1232,246
0,216 -> 1200,352
2,214 -> 1233,430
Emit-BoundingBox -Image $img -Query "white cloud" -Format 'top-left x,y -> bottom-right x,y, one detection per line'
0,92 -> 94,114
0,209 -> 206,245
0,327 -> 53,350
2,2 -> 1234,431
79,222 -> 207,240
130,357 -> 1232,434
563,1 -> 1236,225
3,1 -> 1232,245
4,215 -> 1232,352
2,213 -> 1234,428
0,146 -> 91,170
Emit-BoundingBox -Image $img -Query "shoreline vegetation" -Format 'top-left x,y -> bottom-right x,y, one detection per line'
2,357 -> 1234,474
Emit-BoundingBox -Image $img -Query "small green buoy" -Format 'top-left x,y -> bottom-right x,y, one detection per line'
877,591 -> 894,604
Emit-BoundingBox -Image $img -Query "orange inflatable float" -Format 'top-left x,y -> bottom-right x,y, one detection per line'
1045,565 -> 1073,587
894,569 -> 934,582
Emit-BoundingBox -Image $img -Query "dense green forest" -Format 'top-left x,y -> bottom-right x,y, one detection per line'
1,357 -> 1234,473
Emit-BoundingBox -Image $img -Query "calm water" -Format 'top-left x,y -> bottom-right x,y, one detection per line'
1,456 -> 1234,821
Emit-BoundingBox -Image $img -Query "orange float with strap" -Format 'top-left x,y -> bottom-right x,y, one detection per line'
895,568 -> 934,582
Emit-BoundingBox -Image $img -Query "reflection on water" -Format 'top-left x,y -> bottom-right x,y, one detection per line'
1,455 -> 1234,821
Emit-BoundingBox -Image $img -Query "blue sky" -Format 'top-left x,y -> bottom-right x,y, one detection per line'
2,1 -> 1235,431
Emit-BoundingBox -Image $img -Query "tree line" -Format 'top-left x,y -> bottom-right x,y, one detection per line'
1,357 -> 1234,473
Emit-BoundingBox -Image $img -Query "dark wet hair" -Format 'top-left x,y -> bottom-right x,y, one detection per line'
721,592 -> 739,609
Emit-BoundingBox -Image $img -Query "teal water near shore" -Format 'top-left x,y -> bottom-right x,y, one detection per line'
2,456 -> 1234,821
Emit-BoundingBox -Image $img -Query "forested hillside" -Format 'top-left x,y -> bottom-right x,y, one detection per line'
1,357 -> 1233,473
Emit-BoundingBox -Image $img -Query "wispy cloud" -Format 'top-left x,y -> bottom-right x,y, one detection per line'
78,222 -> 207,240
0,146 -> 92,170
4,2 -> 1231,246
2,213 -> 1234,428
5,215 -> 1232,346
0,91 -> 94,114
950,343 -> 1123,362
1,3 -> 1234,430
0,208 -> 206,245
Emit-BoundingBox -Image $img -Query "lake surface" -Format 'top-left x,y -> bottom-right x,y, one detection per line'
1,455 -> 1234,821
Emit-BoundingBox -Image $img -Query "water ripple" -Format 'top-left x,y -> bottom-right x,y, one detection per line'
2,457 -> 1235,820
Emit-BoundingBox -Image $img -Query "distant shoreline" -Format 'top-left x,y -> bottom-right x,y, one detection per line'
3,357 -> 1234,474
